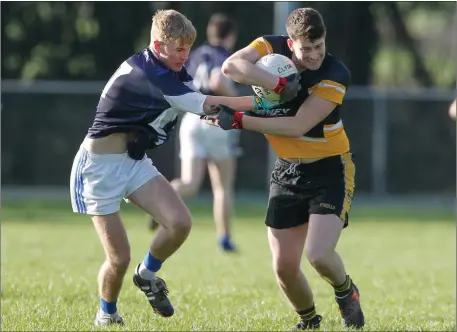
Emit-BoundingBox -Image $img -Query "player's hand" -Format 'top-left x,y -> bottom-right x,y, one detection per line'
201,105 -> 243,130
203,104 -> 222,115
274,73 -> 301,103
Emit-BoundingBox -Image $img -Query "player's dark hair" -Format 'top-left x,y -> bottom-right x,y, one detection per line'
286,8 -> 326,42
206,13 -> 238,41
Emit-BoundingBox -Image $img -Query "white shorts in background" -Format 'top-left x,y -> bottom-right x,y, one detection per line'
179,113 -> 241,160
69,146 -> 160,215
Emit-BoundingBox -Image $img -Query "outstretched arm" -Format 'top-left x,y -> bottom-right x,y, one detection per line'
206,94 -> 336,135
203,95 -> 257,113
208,74 -> 350,135
153,59 -> 280,116
242,95 -> 337,137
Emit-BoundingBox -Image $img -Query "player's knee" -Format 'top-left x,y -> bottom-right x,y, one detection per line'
305,245 -> 330,270
109,252 -> 131,272
273,257 -> 301,281
167,212 -> 192,236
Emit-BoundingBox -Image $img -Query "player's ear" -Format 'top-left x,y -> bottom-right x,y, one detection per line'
287,38 -> 293,51
153,40 -> 161,53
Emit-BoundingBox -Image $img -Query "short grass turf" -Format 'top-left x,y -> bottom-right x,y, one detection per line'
1,200 -> 455,331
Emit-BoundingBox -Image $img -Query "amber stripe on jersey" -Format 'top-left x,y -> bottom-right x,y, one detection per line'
308,80 -> 347,104
249,37 -> 273,57
339,152 -> 355,220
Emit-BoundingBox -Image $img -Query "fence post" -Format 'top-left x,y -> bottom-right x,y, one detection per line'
371,92 -> 388,195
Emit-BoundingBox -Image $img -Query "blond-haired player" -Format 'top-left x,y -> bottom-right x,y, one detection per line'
69,9 -> 300,326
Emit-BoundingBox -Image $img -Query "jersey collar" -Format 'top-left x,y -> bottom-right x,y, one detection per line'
146,47 -> 168,69
146,47 -> 188,77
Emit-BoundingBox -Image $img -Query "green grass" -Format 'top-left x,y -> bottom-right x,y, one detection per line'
1,201 -> 456,331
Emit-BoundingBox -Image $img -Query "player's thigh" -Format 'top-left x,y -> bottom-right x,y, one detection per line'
127,174 -> 191,229
207,156 -> 237,192
92,212 -> 131,265
305,152 -> 355,254
306,182 -> 347,250
308,152 -> 356,228
268,224 -> 308,271
305,214 -> 343,258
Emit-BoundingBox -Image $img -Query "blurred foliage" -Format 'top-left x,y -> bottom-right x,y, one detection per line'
1,1 -> 455,87
371,1 -> 456,88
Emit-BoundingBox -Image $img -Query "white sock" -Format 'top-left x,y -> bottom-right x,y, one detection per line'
138,263 -> 156,280
99,309 -> 117,316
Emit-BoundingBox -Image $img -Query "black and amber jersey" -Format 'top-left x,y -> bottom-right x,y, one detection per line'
249,35 -> 351,159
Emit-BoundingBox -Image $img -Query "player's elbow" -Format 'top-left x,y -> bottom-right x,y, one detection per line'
274,125 -> 305,138
290,127 -> 306,138
221,59 -> 236,78
289,121 -> 311,138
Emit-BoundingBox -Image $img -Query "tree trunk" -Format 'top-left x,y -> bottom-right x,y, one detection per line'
383,2 -> 434,87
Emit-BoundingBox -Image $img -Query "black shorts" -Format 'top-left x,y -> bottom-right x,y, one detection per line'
265,153 -> 355,229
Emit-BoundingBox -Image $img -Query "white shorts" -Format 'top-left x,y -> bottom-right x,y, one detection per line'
70,146 -> 160,215
179,113 -> 241,160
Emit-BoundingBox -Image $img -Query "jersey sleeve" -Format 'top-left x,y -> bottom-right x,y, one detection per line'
148,67 -> 207,115
248,35 -> 289,57
311,61 -> 351,105
249,36 -> 274,57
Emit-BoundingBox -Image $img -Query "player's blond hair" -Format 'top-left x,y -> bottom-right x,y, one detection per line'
150,9 -> 196,45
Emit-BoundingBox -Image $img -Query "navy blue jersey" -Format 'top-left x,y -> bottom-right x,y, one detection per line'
87,47 -> 206,159
185,43 -> 231,95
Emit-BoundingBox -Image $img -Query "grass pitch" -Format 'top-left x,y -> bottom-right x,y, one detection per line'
1,200 -> 455,331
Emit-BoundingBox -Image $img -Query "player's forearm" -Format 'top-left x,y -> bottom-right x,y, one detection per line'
241,115 -> 305,137
222,58 -> 278,89
241,97 -> 330,136
203,95 -> 253,114
165,93 -> 252,116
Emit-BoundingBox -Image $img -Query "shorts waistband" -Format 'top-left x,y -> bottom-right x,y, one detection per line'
277,154 -> 347,171
282,157 -> 323,164
79,145 -> 131,163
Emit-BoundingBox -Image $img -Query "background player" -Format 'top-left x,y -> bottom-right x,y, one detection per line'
69,9 -> 299,326
207,7 -> 365,330
149,13 -> 240,252
449,99 -> 456,120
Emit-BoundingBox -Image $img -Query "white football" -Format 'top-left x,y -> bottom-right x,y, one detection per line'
252,53 -> 298,103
